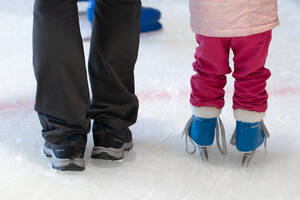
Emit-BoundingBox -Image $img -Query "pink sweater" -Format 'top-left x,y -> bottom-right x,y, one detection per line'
190,0 -> 279,37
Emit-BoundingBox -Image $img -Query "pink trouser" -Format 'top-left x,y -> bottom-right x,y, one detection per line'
190,31 -> 272,113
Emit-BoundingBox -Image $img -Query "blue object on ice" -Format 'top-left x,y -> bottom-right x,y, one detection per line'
189,116 -> 217,147
87,0 -> 95,24
80,0 -> 162,33
235,121 -> 265,152
140,7 -> 162,33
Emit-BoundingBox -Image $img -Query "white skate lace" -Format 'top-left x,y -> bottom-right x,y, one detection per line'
260,120 -> 270,151
182,116 -> 228,155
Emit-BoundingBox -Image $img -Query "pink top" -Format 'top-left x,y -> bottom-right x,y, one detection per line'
189,0 -> 279,37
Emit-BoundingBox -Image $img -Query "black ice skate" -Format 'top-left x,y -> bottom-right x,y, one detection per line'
92,125 -> 133,161
43,134 -> 87,171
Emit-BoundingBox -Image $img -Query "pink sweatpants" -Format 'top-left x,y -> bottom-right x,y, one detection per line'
190,31 -> 272,112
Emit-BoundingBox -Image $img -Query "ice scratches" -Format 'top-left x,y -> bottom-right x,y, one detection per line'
280,115 -> 300,130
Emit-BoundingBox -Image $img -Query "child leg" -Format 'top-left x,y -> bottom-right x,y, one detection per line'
185,35 -> 231,159
231,31 -> 272,166
191,35 -> 231,118
231,31 -> 272,122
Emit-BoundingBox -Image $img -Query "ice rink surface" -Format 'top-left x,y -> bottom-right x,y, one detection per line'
0,0 -> 300,199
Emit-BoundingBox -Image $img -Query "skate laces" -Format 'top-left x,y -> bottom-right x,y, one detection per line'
182,116 -> 228,155
182,116 -> 196,155
215,117 -> 228,155
260,120 -> 270,151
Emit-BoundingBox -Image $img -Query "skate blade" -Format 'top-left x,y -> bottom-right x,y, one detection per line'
199,146 -> 209,162
242,151 -> 255,167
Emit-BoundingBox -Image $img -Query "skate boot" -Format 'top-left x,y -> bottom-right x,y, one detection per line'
91,123 -> 133,160
230,120 -> 270,167
182,116 -> 227,161
43,134 -> 87,171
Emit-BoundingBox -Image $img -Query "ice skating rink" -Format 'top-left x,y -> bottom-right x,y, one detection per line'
0,0 -> 300,199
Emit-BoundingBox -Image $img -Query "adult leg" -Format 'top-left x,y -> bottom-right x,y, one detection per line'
33,0 -> 90,143
88,0 -> 141,160
88,0 -> 140,131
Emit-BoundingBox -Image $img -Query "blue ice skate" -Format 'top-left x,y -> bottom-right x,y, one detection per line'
230,121 -> 270,167
182,116 -> 227,161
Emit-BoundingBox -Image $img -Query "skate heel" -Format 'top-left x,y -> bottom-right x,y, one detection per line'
231,120 -> 270,167
182,116 -> 227,161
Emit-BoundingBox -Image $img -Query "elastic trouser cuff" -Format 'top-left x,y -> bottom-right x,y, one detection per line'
191,105 -> 221,119
234,109 -> 265,123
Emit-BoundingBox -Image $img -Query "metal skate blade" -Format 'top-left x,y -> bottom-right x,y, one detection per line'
242,151 -> 255,167
199,146 -> 208,162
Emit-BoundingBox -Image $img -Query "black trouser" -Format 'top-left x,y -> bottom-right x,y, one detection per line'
33,0 -> 141,143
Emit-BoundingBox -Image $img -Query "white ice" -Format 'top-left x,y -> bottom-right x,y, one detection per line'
0,0 -> 300,199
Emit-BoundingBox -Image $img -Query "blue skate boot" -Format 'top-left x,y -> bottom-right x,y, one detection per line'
182,116 -> 227,161
230,121 -> 270,167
